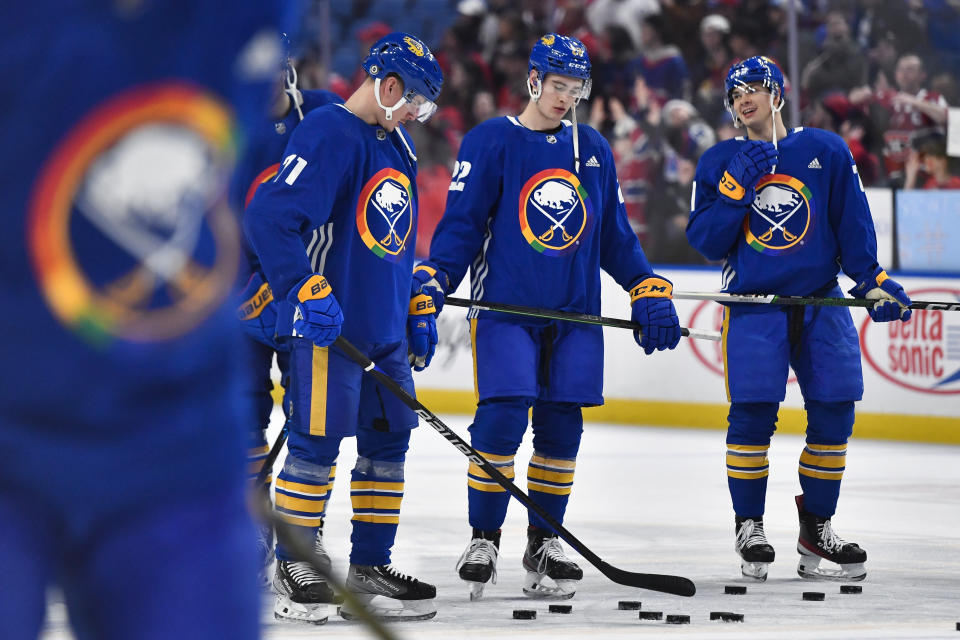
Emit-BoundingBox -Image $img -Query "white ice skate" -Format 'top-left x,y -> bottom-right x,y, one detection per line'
272,529 -> 335,624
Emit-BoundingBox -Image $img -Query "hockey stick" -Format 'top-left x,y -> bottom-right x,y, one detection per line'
672,291 -> 960,312
333,336 -> 697,597
445,296 -> 720,341
254,419 -> 290,487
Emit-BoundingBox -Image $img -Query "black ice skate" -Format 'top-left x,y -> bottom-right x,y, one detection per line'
339,564 -> 437,621
795,495 -> 867,581
273,527 -> 336,624
521,526 -> 583,599
455,528 -> 500,601
735,516 -> 776,581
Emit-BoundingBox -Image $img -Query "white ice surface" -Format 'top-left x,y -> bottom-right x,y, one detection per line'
42,410 -> 960,639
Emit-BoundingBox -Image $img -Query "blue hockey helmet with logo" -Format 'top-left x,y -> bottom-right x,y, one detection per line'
362,32 -> 444,121
528,34 -> 592,101
724,56 -> 784,108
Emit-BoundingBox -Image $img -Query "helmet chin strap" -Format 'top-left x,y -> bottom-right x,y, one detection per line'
769,89 -> 785,173
373,77 -> 407,122
284,63 -> 304,121
526,72 -> 581,173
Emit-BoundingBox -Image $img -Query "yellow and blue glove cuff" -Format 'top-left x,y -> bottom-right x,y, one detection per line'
296,274 -> 332,302
719,171 -> 747,201
409,293 -> 435,315
631,277 -> 674,302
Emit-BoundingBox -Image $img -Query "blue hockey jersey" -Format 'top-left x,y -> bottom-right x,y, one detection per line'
0,1 -> 280,504
427,116 -> 654,317
230,89 -> 343,280
244,104 -> 420,343
687,127 -> 882,295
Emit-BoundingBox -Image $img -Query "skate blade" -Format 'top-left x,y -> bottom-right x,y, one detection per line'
522,572 -> 577,599
468,581 -> 486,601
797,553 -> 866,581
740,561 -> 770,582
339,595 -> 438,621
273,596 -> 330,625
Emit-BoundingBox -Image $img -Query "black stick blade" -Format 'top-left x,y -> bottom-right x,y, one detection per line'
599,561 -> 696,597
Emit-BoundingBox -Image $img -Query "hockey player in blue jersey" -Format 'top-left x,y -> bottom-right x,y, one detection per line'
231,48 -> 343,588
0,2 -> 281,639
412,34 -> 682,600
244,32 -> 443,623
687,56 -> 913,582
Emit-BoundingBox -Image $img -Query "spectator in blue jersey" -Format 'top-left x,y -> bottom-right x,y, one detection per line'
412,33 -> 682,602
230,46 -> 343,589
687,56 -> 912,585
244,32 -> 443,624
0,2 -> 281,639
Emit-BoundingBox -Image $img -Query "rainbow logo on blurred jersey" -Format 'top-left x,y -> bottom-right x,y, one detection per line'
518,169 -> 595,257
356,168 -> 414,262
27,83 -> 241,347
743,174 -> 816,256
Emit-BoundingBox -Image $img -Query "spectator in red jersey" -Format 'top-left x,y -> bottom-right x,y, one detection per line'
850,53 -> 949,187
904,134 -> 960,190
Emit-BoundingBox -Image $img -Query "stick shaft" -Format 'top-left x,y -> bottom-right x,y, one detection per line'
672,291 -> 960,312
445,297 -> 721,341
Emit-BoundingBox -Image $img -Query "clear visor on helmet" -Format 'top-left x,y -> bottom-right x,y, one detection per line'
404,90 -> 439,122
543,74 -> 592,101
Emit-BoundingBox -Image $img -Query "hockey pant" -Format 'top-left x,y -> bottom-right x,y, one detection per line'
467,397 -> 583,532
723,298 -> 861,519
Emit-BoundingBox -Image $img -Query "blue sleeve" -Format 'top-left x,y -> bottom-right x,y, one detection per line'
686,147 -> 749,262
829,142 -> 882,281
243,111 -> 350,298
427,126 -> 503,291
597,139 -> 654,288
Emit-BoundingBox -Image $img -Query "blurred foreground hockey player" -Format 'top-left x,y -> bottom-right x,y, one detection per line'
0,2 -> 281,639
413,34 -> 681,601
244,32 -> 443,623
231,44 -> 342,589
686,56 -> 912,582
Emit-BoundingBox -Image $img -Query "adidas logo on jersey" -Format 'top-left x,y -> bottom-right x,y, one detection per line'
585,155 -> 600,167
808,158 -> 822,169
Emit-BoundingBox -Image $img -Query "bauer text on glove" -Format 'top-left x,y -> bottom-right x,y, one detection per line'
287,274 -> 343,347
407,293 -> 438,371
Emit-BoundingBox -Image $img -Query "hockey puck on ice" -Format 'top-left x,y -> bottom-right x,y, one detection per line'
666,614 -> 691,625
638,611 -> 663,620
549,604 -> 572,614
711,611 -> 745,622
802,591 -> 825,601
513,609 -> 536,620
724,585 -> 747,595
840,585 -> 862,594
617,600 -> 642,610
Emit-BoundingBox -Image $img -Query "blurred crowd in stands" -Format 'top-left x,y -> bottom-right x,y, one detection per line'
294,0 -> 960,263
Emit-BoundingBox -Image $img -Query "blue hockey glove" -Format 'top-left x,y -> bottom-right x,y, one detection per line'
850,270 -> 912,323
287,273 -> 343,347
407,293 -> 438,371
411,261 -> 449,315
630,275 -> 682,355
237,272 -> 281,349
719,140 -> 778,203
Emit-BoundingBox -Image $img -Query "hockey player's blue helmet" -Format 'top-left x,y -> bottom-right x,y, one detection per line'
528,34 -> 592,101
362,32 -> 444,121
724,56 -> 785,108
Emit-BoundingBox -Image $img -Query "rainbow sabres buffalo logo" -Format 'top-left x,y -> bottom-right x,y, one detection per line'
356,168 -> 414,261
518,169 -> 595,256
742,174 -> 816,255
27,83 -> 240,347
